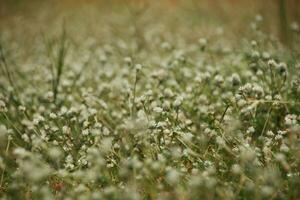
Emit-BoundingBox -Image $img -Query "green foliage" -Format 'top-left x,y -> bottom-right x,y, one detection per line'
0,5 -> 300,200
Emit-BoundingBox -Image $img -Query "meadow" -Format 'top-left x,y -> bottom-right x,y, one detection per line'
0,1 -> 300,199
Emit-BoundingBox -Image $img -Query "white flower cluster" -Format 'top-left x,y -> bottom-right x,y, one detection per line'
0,4 -> 300,200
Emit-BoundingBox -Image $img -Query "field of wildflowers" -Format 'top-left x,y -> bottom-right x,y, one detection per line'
1,1 -> 300,199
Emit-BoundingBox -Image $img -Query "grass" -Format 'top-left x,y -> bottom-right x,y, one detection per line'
0,1 -> 300,200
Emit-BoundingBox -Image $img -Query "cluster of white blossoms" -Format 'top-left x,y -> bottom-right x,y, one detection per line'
0,5 -> 300,200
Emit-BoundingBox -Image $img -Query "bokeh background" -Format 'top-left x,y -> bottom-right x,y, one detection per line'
0,0 -> 299,45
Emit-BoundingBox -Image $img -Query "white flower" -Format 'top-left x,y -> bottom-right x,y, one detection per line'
0,125 -> 8,139
124,57 -> 132,65
153,106 -> 163,113
0,100 -> 6,112
240,147 -> 256,161
174,96 -> 183,107
266,130 -> 274,137
182,132 -> 194,142
49,112 -> 57,119
290,22 -> 299,32
246,126 -> 255,134
62,126 -> 71,134
22,134 -> 30,142
230,73 -> 241,86
285,114 -> 297,126
280,143 -> 289,153
255,14 -> 263,22
216,136 -> 225,146
231,164 -> 241,174
18,105 -> 26,112
166,169 -> 180,185
101,137 -> 113,154
276,62 -> 288,74
48,147 -> 62,160
198,38 -> 207,49
267,59 -> 277,68
82,129 -> 89,136
251,40 -> 257,47
45,91 -> 54,101
135,64 -> 143,71
0,156 -> 4,169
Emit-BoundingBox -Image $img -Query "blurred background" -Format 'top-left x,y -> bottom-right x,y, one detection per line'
0,0 -> 299,45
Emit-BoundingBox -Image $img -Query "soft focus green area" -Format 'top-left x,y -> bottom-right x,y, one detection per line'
1,1 -> 300,200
